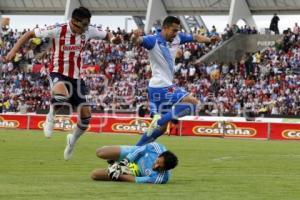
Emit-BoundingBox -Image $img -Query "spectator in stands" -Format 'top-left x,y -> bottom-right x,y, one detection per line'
251,27 -> 258,34
18,100 -> 28,114
210,25 -> 218,36
269,13 -> 280,34
198,25 -> 206,35
283,29 -> 292,53
293,22 -> 300,42
245,53 -> 254,77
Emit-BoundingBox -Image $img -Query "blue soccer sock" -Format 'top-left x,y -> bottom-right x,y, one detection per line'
157,103 -> 195,126
136,129 -> 165,146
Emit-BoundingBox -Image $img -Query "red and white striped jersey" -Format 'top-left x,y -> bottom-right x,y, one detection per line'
34,22 -> 107,79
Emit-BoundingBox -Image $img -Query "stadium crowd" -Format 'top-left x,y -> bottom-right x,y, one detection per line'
0,23 -> 299,116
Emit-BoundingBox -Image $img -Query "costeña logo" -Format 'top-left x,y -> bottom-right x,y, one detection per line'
112,119 -> 150,133
39,117 -> 78,131
192,122 -> 256,137
282,130 -> 300,139
0,116 -> 20,128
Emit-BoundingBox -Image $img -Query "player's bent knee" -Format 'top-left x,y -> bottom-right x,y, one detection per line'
96,147 -> 107,159
77,116 -> 91,131
182,95 -> 198,105
190,98 -> 199,105
50,94 -> 70,109
51,94 -> 69,104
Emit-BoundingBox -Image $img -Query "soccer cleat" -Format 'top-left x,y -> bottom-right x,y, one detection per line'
44,116 -> 55,138
64,134 -> 74,160
146,114 -> 161,136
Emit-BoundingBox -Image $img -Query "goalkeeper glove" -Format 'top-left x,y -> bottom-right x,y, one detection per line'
107,159 -> 132,181
111,169 -> 121,181
108,163 -> 121,181
119,165 -> 134,175
119,158 -> 129,166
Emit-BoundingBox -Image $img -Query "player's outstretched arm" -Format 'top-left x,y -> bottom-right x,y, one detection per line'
117,174 -> 136,182
193,34 -> 211,43
105,32 -> 122,45
91,168 -> 135,183
130,29 -> 143,46
193,34 -> 220,44
5,31 -> 36,62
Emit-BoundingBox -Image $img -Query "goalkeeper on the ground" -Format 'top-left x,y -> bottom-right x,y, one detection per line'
91,142 -> 178,184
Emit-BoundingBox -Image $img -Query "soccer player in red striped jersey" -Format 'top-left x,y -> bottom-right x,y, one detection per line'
5,7 -> 121,160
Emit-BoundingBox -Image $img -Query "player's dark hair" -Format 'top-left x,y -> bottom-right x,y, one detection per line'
72,7 -> 91,20
160,150 -> 178,170
162,16 -> 180,28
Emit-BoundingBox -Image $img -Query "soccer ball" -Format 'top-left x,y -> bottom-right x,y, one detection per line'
128,163 -> 140,176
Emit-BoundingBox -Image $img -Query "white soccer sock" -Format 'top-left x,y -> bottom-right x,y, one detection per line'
47,105 -> 55,121
70,126 -> 85,145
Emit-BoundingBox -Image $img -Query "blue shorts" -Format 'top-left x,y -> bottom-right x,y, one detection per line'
119,146 -> 139,161
148,85 -> 189,116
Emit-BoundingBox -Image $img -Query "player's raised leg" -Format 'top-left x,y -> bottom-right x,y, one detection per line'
154,94 -> 198,129
137,87 -> 198,146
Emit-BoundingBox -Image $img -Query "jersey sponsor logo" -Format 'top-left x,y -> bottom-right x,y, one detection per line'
192,122 -> 257,137
282,130 -> 300,139
38,117 -> 87,131
0,116 -> 20,128
111,119 -> 150,133
61,45 -> 82,52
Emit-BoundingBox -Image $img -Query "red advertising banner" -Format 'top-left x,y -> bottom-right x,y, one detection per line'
29,115 -> 101,133
270,123 -> 300,140
4,113 -> 300,141
0,114 -> 28,129
87,116 -> 101,133
180,120 -> 268,139
101,117 -> 151,135
166,122 -> 181,136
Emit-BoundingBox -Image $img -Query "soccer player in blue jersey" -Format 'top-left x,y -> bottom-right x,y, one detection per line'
131,16 -> 219,145
90,142 -> 178,184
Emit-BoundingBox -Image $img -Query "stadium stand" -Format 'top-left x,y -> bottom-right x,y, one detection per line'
0,24 -> 299,116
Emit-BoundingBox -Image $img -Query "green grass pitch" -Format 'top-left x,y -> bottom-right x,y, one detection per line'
0,129 -> 300,200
